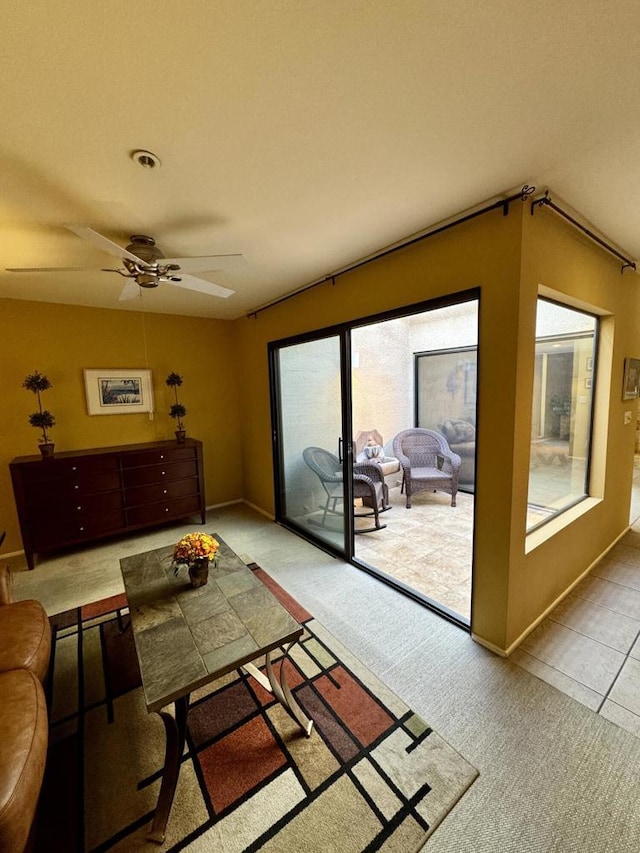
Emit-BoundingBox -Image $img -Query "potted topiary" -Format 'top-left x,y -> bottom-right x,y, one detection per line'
166,372 -> 187,443
23,371 -> 56,458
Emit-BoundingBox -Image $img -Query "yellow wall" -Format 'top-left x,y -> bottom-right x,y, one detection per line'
3,201 -> 638,656
0,299 -> 242,553
235,202 -> 640,653
236,207 -> 526,650
508,208 -> 640,647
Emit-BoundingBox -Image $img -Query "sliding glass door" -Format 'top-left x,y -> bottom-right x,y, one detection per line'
271,333 -> 352,556
270,290 -> 478,628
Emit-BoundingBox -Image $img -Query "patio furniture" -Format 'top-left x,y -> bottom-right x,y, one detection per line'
392,428 -> 461,508
439,419 -> 476,488
303,446 -> 390,532
354,429 -> 401,483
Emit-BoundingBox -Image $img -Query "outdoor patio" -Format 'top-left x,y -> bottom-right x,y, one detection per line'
295,445 -> 621,628
354,483 -> 474,621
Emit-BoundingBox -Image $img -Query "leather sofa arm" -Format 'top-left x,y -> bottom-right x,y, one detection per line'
0,565 -> 14,607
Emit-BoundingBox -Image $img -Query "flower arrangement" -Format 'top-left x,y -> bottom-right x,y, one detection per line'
23,371 -> 56,453
172,532 -> 219,572
166,372 -> 186,433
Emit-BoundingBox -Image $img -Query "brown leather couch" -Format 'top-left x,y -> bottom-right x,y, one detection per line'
0,565 -> 51,853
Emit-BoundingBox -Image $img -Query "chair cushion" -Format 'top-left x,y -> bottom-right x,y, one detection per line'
0,600 -> 51,683
378,458 -> 401,476
410,466 -> 453,482
0,669 -> 48,853
441,419 -> 475,444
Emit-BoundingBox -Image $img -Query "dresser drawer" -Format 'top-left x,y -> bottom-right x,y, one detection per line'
122,460 -> 198,488
126,494 -> 201,526
125,477 -> 199,507
57,490 -> 124,514
122,446 -> 196,469
24,471 -> 122,503
19,454 -> 118,483
30,508 -> 125,549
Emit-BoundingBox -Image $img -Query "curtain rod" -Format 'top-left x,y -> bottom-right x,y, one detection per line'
246,184 -> 536,318
531,192 -> 636,274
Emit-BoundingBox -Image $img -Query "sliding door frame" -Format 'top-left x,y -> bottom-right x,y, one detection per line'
269,326 -> 355,560
269,287 -> 480,626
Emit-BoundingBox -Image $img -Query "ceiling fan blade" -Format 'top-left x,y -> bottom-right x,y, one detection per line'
161,254 -> 246,273
118,279 -> 141,301
6,266 -> 96,273
64,224 -> 144,263
169,273 -> 235,299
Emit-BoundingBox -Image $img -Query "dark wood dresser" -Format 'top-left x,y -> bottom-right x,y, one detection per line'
10,438 -> 206,569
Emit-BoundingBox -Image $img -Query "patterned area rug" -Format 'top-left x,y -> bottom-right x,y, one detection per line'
36,566 -> 478,852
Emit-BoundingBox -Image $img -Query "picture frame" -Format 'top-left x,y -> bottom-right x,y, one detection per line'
84,369 -> 154,415
622,358 -> 640,401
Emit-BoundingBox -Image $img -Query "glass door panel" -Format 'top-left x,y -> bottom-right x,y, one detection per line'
274,335 -> 349,554
351,298 -> 478,625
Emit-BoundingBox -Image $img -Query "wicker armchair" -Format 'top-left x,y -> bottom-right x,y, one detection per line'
303,446 -> 390,532
392,428 -> 461,508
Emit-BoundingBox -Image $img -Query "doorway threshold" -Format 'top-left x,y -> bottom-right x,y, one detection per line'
354,557 -> 470,630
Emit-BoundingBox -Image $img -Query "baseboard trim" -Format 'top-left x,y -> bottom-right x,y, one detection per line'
473,521 -> 633,658
205,499 -> 243,510
241,499 -> 275,520
206,498 -> 274,520
470,634 -> 508,658
0,548 -> 24,560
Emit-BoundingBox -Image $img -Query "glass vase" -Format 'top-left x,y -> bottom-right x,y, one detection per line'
188,557 -> 209,587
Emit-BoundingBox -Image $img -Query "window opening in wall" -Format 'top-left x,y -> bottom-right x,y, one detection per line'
527,298 -> 597,532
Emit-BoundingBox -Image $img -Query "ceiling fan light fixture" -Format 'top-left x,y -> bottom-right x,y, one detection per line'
136,273 -> 159,288
131,150 -> 161,169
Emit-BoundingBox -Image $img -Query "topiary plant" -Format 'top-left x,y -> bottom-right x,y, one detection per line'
23,371 -> 55,447
169,403 -> 187,430
166,372 -> 187,434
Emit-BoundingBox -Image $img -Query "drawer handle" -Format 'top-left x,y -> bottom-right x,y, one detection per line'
161,471 -> 165,475
165,507 -> 169,512
79,526 -> 84,532
160,454 -> 164,459
163,489 -> 167,494
77,505 -> 82,511
72,466 -> 77,471
74,484 -> 79,490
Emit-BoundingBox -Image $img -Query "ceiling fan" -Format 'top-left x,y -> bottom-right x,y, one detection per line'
6,224 -> 244,300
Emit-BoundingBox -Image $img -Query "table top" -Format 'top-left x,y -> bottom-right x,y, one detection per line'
119,535 -> 302,713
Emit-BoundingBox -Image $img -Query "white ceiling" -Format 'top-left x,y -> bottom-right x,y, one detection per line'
2,1 -> 640,320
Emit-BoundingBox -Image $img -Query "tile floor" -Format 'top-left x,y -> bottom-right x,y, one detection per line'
511,458 -> 640,739
354,484 -> 474,621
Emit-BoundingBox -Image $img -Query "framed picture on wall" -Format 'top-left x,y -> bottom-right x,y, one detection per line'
622,358 -> 640,401
84,369 -> 154,415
